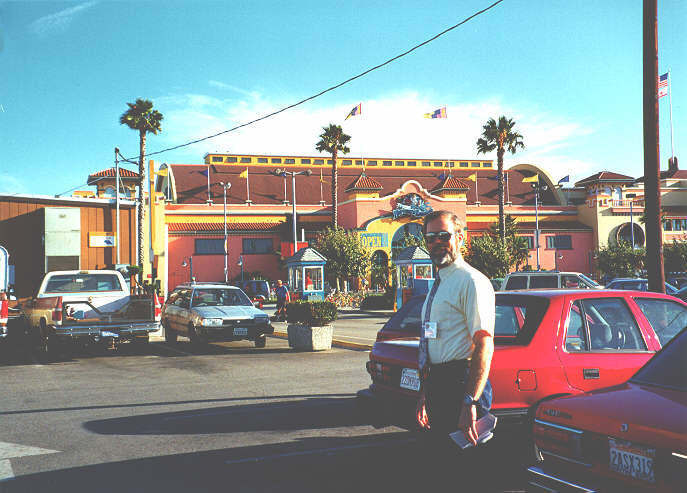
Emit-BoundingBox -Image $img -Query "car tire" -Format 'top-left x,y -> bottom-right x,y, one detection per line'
163,322 -> 177,344
36,321 -> 60,363
254,335 -> 266,348
189,325 -> 205,345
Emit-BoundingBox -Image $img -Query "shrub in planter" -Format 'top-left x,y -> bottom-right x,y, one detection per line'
286,300 -> 337,326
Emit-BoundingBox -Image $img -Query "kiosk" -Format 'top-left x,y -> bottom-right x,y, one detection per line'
285,247 -> 327,301
394,246 -> 434,309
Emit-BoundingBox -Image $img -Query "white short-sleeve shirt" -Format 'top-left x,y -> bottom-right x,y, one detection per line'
421,257 -> 495,364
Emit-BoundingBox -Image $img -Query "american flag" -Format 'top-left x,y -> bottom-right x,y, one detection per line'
658,72 -> 669,98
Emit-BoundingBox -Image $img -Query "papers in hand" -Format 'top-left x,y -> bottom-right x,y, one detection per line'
448,412 -> 497,449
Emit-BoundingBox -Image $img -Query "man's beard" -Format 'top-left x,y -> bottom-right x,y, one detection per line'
430,245 -> 458,267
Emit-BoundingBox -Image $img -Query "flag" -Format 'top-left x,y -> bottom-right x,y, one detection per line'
424,106 -> 447,119
345,103 -> 361,120
522,174 -> 539,183
437,172 -> 446,180
198,168 -> 209,177
319,168 -> 328,184
155,168 -> 168,176
658,72 -> 668,98
239,168 -> 248,179
558,175 -> 570,185
239,168 -> 250,201
465,173 -> 476,182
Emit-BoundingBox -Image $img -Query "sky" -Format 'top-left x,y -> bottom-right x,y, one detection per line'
0,0 -> 684,197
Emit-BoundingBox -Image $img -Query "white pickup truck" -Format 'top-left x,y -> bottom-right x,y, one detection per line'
22,270 -> 160,360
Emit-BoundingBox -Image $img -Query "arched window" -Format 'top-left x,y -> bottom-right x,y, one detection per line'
391,222 -> 423,259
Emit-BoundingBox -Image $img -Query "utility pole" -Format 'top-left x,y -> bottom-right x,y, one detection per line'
643,0 -> 665,293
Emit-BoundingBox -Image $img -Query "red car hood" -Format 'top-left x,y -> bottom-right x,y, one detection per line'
538,382 -> 687,451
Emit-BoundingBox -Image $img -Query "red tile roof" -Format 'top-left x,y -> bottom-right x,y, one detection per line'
88,167 -> 140,179
167,221 -> 332,234
575,171 -> 635,186
345,173 -> 383,192
431,174 -> 471,192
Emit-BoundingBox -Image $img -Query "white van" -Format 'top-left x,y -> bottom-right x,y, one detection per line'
500,272 -> 603,291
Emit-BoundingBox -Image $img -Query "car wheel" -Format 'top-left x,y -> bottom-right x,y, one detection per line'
189,325 -> 205,345
36,321 -> 60,363
163,322 -> 177,343
254,335 -> 266,348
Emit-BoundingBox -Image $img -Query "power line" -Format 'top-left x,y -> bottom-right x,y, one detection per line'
124,0 -> 505,161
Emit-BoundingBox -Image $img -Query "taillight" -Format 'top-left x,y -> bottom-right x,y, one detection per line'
154,293 -> 162,322
533,419 -> 585,463
52,296 -> 63,324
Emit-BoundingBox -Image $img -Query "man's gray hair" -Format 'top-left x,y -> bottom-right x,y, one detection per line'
422,210 -> 465,235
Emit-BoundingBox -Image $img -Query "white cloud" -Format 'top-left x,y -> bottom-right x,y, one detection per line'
152,90 -> 597,182
29,1 -> 98,37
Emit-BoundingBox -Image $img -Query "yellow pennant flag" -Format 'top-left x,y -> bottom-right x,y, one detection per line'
522,174 -> 539,183
155,168 -> 168,176
239,168 -> 248,179
465,173 -> 477,182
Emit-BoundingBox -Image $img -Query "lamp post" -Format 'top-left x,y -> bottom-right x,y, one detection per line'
626,193 -> 637,248
531,182 -> 548,271
220,181 -> 232,283
270,168 -> 312,256
181,256 -> 193,283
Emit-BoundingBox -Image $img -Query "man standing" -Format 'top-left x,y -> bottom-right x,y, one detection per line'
416,210 -> 495,449
274,280 -> 290,321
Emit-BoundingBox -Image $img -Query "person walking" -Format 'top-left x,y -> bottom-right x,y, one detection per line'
274,280 -> 290,322
415,210 -> 495,452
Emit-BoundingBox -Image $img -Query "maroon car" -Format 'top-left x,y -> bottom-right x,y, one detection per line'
360,290 -> 687,427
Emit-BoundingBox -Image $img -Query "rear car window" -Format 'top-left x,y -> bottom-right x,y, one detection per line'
529,275 -> 558,289
494,294 -> 549,344
634,298 -> 687,346
505,276 -> 527,290
379,296 -> 424,337
44,274 -> 121,293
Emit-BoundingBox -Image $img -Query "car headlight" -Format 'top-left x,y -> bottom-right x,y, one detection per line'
201,318 -> 223,327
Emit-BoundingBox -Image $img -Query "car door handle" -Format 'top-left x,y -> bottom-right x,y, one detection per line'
583,368 -> 600,379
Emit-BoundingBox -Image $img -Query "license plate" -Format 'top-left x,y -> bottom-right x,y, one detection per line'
609,438 -> 655,483
399,368 -> 421,391
233,327 -> 248,336
101,331 -> 118,337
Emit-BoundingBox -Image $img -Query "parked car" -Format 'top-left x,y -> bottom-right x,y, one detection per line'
490,278 -> 504,291
161,283 -> 273,347
605,278 -> 679,295
675,285 -> 687,303
500,271 -> 603,290
238,280 -> 271,305
666,273 -> 687,289
527,326 -> 687,492
359,289 -> 687,428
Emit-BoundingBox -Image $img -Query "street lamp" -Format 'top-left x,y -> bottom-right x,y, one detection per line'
531,181 -> 548,271
219,181 -> 232,283
181,256 -> 193,283
269,168 -> 312,256
626,193 -> 637,248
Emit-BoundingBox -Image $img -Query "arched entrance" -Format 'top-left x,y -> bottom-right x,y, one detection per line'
370,250 -> 389,289
391,222 -> 423,260
616,222 -> 645,248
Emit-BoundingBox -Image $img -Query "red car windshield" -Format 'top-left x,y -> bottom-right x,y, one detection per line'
630,327 -> 687,391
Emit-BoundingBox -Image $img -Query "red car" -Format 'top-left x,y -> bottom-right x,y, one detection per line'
360,289 -> 687,426
527,326 -> 687,492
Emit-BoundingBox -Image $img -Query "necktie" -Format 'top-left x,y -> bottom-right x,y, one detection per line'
418,276 -> 441,371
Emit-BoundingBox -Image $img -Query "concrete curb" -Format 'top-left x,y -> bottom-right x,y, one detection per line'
271,330 -> 372,351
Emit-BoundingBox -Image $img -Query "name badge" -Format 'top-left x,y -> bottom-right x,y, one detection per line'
423,321 -> 437,339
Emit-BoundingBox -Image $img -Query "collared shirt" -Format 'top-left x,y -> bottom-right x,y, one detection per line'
421,257 -> 495,364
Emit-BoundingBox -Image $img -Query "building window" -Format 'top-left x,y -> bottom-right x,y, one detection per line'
448,162 -> 455,167
240,157 -> 252,163
242,238 -> 273,254
483,162 -> 493,168
546,235 -> 572,250
395,161 -> 404,166
342,160 -> 352,165
271,158 -> 282,164
471,162 -> 481,167
355,160 -> 363,165
433,161 -> 443,167
226,156 -> 237,163
314,159 -> 324,164
460,162 -> 468,167
367,160 -> 378,166
195,239 -> 224,255
407,161 -> 417,167
521,236 -> 534,249
327,159 -> 335,164
212,156 -> 223,162
258,157 -> 268,163
283,158 -> 294,164
422,161 -> 431,167
301,158 -> 311,164
382,160 -> 392,166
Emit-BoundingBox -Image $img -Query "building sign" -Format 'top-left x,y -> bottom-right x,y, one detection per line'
360,233 -> 389,248
392,193 -> 433,219
89,232 -> 116,247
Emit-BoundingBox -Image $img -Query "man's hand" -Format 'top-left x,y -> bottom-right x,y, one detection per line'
416,391 -> 430,430
458,403 -> 478,445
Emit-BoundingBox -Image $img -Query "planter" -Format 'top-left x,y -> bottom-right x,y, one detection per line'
287,323 -> 333,351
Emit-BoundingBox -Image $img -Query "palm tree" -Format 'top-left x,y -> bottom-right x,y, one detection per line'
315,124 -> 350,228
477,116 -> 524,243
119,98 -> 163,272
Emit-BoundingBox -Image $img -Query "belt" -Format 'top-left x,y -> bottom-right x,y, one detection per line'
427,358 -> 469,376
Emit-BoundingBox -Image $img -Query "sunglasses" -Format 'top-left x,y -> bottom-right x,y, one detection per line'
424,231 -> 454,243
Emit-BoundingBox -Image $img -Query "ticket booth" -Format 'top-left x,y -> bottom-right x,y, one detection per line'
394,246 -> 434,310
285,247 -> 327,301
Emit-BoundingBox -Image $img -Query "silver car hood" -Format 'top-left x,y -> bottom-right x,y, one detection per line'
193,305 -> 265,319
